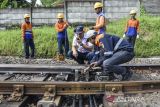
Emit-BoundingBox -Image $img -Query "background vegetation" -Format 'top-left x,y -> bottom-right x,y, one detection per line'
0,14 -> 160,58
0,0 -> 63,8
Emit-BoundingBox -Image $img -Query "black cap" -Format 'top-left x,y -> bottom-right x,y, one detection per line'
75,26 -> 84,34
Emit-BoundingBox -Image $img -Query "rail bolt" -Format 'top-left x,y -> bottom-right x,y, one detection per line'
15,88 -> 21,92
112,87 -> 117,93
48,88 -> 53,93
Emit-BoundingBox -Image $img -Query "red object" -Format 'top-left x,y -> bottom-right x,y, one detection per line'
105,95 -> 115,103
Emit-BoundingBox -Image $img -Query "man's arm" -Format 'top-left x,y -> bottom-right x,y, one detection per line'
72,37 -> 78,58
55,23 -> 64,32
80,43 -> 93,51
21,23 -> 25,40
31,24 -> 34,39
137,20 -> 140,33
124,20 -> 129,33
94,16 -> 105,29
63,21 -> 69,29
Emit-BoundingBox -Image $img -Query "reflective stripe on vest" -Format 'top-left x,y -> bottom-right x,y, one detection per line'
104,51 -> 113,56
114,38 -> 123,51
25,29 -> 32,39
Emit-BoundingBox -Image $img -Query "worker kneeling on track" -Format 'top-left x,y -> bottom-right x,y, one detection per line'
86,30 -> 134,81
68,26 -> 94,64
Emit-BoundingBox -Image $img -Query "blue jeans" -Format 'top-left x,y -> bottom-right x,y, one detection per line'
68,50 -> 89,64
24,39 -> 35,58
103,50 -> 134,75
86,52 -> 96,64
57,37 -> 69,57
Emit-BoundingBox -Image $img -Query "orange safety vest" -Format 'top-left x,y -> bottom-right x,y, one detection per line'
95,12 -> 106,34
21,22 -> 33,39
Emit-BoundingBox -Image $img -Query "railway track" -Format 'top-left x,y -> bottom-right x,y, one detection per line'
0,64 -> 160,107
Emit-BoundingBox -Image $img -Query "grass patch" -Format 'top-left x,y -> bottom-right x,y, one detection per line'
107,15 -> 160,57
0,15 -> 160,58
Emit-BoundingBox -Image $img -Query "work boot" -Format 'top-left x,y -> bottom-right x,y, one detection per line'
122,70 -> 133,81
30,56 -> 35,59
25,56 -> 29,59
108,73 -> 115,81
56,54 -> 65,61
59,54 -> 64,61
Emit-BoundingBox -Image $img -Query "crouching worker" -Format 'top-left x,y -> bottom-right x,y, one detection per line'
68,26 -> 94,64
55,13 -> 69,59
86,30 -> 134,81
21,14 -> 35,59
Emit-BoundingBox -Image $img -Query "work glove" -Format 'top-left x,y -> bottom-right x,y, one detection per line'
137,34 -> 139,39
90,62 -> 98,68
73,51 -> 78,58
95,34 -> 104,46
77,37 -> 82,45
123,34 -> 126,38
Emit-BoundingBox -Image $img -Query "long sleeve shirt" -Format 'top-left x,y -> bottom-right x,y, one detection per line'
21,22 -> 33,39
92,34 -> 133,65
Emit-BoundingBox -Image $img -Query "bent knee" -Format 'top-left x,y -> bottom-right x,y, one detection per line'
103,61 -> 112,68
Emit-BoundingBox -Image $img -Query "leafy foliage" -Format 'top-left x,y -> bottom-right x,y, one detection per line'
0,0 -> 63,8
1,0 -> 9,8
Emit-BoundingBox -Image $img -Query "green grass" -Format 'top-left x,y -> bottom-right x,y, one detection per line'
0,15 -> 160,58
107,15 -> 160,57
0,26 -> 74,58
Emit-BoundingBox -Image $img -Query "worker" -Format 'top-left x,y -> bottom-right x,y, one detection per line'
55,13 -> 69,59
21,14 -> 35,59
86,30 -> 134,81
90,2 -> 106,34
123,9 -> 140,47
68,26 -> 94,64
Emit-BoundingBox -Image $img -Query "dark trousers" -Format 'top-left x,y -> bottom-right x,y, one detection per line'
24,39 -> 35,58
57,37 -> 69,57
68,50 -> 89,64
86,52 -> 97,64
125,36 -> 136,47
103,50 -> 134,75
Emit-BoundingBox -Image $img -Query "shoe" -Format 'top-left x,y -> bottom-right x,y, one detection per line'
30,56 -> 35,59
113,74 -> 123,81
25,57 -> 29,59
122,70 -> 133,81
98,72 -> 115,81
108,73 -> 115,81
65,56 -> 72,60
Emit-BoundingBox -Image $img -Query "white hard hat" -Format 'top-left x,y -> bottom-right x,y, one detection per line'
85,30 -> 97,39
57,13 -> 64,19
24,14 -> 30,18
130,9 -> 137,15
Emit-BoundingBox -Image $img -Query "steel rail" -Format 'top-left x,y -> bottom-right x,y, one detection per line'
0,64 -> 85,73
0,81 -> 160,95
0,64 -> 160,73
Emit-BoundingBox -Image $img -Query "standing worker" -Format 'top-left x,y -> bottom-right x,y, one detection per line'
123,9 -> 140,47
21,14 -> 35,59
55,13 -> 69,59
90,2 -> 106,34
